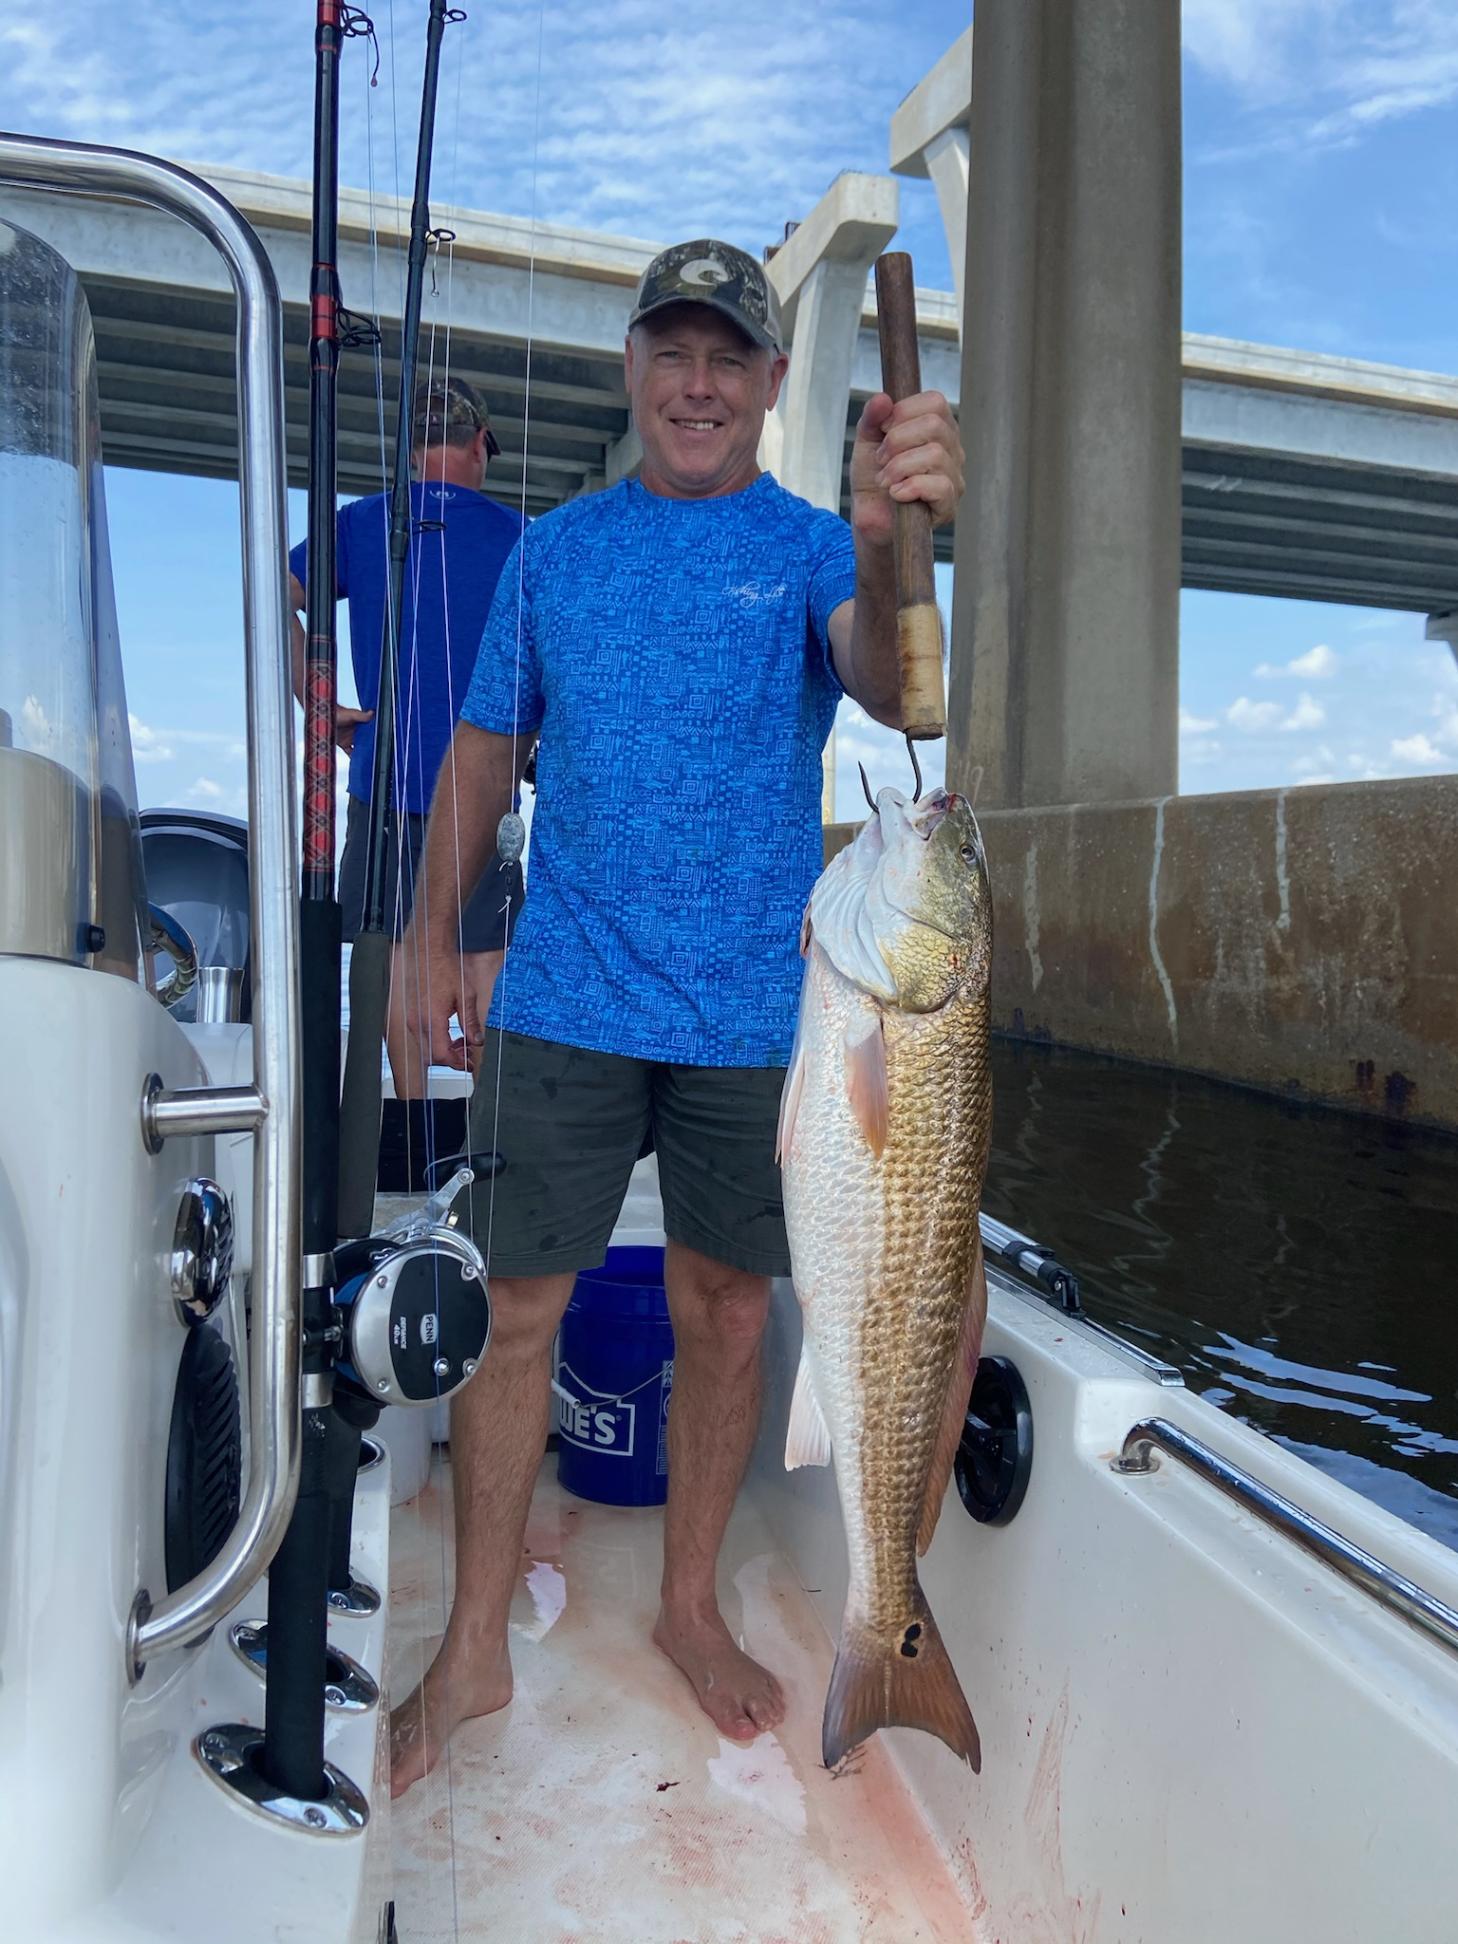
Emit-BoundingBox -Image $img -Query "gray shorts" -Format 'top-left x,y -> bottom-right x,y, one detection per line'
337,793 -> 522,950
461,1029 -> 791,1279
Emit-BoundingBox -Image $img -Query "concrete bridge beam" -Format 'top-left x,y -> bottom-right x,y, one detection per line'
764,171 -> 899,512
949,0 -> 1183,810
890,27 -> 972,328
761,172 -> 900,817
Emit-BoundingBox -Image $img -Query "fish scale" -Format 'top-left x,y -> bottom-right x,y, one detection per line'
781,785 -> 993,1771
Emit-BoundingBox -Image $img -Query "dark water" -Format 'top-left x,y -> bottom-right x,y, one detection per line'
984,1038 -> 1458,1552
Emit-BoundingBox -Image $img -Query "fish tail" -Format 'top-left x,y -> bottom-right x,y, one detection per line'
822,1593 -> 981,1773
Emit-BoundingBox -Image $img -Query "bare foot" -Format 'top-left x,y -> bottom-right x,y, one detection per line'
653,1605 -> 786,1742
389,1636 -> 513,1798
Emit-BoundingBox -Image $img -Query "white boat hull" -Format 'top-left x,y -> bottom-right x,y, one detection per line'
751,1262 -> 1458,1942
0,961 -> 391,1942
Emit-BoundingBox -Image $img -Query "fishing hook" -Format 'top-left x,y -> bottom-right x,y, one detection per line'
905,734 -> 923,803
859,762 -> 877,814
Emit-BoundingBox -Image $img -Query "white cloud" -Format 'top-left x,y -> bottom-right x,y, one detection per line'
128,712 -> 174,763
1182,738 -> 1224,766
1185,0 -> 1458,157
1293,745 -> 1338,774
1227,696 -> 1284,732
1429,696 -> 1458,749
17,693 -> 57,755
185,775 -> 224,802
1255,644 -> 1337,680
0,2 -> 916,268
1390,732 -> 1447,766
1179,709 -> 1220,735
1226,692 -> 1328,735
1182,0 -> 1330,97
1291,773 -> 1337,787
1281,693 -> 1326,731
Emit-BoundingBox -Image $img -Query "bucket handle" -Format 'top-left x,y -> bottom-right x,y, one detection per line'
551,1364 -> 670,1414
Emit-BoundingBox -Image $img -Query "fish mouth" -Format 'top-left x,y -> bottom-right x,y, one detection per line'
874,785 -> 957,841
916,789 -> 958,837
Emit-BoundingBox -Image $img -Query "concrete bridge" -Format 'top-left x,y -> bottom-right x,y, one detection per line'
1,158 -> 1455,618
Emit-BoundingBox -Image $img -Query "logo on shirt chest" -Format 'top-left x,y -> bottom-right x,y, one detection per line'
728,580 -> 789,608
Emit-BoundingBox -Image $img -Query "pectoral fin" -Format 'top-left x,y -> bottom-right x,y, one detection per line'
844,1019 -> 888,1157
784,1347 -> 832,1469
776,1040 -> 806,1164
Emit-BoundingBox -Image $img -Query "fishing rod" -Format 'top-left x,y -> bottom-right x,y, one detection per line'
338,0 -> 461,1239
249,0 -> 491,1821
257,0 -> 374,1805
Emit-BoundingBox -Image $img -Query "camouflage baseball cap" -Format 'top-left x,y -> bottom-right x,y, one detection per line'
411,375 -> 501,458
628,239 -> 784,356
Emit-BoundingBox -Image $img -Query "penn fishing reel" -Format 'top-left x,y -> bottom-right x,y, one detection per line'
331,1166 -> 490,1408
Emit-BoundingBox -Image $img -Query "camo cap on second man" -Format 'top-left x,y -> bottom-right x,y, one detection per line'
412,375 -> 502,458
629,239 -> 785,356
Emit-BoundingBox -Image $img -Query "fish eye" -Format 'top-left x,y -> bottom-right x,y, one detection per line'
958,843 -> 977,863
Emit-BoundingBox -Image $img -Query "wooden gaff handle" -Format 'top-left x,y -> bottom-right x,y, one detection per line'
874,251 -> 946,743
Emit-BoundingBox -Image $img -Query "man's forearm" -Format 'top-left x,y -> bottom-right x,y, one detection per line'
843,533 -> 903,729
418,723 -> 522,945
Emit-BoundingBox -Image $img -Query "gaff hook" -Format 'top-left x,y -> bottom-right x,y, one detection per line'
860,741 -> 925,811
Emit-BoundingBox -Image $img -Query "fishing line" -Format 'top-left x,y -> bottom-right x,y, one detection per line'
385,20 -> 471,1938
405,270 -> 458,1944
434,235 -> 472,1098
423,179 -> 467,1944
439,0 -> 471,1098
358,16 -> 458,1932
482,0 -> 547,1301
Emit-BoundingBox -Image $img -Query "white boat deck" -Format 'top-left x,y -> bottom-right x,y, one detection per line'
389,1458 -> 976,1943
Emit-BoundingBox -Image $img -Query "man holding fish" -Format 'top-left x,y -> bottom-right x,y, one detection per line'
390,237 -> 983,1795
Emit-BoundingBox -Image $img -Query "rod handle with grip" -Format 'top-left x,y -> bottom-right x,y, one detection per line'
874,252 -> 946,743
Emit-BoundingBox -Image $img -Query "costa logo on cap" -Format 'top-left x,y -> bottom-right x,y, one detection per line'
677,255 -> 731,288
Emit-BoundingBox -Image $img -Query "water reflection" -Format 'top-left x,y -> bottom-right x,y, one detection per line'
985,1038 -> 1458,1550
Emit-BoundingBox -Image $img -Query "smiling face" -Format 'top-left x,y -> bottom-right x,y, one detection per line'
625,304 -> 789,500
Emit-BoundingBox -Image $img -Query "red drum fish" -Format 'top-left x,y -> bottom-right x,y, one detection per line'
779,784 -> 992,1770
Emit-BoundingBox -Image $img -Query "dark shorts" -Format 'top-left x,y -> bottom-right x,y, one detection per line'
338,793 -> 523,951
461,1029 -> 791,1279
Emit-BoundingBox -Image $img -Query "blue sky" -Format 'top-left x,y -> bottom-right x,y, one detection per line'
2,0 -> 1455,821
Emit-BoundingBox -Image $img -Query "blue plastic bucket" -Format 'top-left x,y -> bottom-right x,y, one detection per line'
556,1245 -> 674,1508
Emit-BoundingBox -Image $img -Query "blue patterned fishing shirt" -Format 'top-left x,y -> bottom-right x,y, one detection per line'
460,471 -> 855,1066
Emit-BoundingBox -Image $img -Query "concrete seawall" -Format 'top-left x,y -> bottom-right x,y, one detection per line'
827,775 -> 1458,1129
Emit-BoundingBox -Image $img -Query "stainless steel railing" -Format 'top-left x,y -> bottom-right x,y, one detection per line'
1116,1417 -> 1458,1660
0,133 -> 302,1672
980,1211 -> 1184,1386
